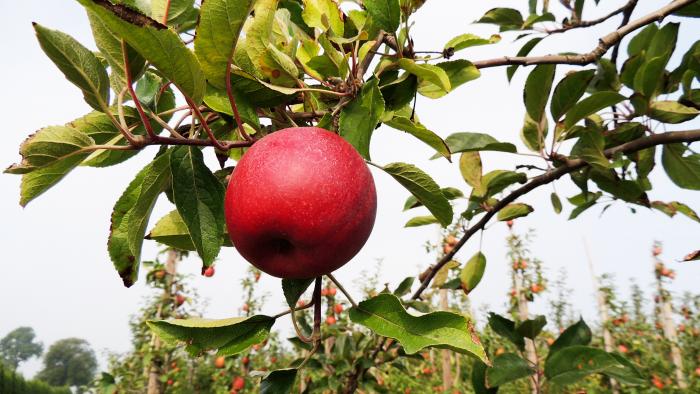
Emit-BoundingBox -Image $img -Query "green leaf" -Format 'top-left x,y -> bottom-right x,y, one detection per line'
628,24 -> 658,57
605,353 -> 645,385
170,146 -> 226,266
146,209 -> 232,251
77,0 -> 206,102
459,252 -> 486,294
588,59 -> 620,93
568,192 -> 601,219
646,23 -> 679,64
302,0 -> 344,36
521,112 -> 547,152
418,60 -> 480,99
674,3 -> 700,17
550,192 -> 562,214
282,279 -> 314,308
260,369 -> 297,394
10,126 -> 96,206
507,37 -> 543,81
550,69 -> 596,121
649,101 -> 699,123
662,143 -> 700,190
364,0 -> 400,33
545,346 -> 640,386
488,313 -> 525,351
339,79 -> 385,159
33,23 -> 110,111
548,318 -> 592,357
572,130 -> 609,168
403,187 -> 463,210
73,109 -> 147,168
471,170 -> 527,201
398,59 -> 451,94
460,152 -> 482,188
147,315 -> 274,356
486,353 -> 535,387
434,132 -> 516,159
108,151 -> 171,287
472,361 -> 498,394
564,92 -> 625,129
382,162 -> 453,227
404,215 -> 440,227
348,294 -> 487,361
152,0 -> 198,28
87,11 -> 146,93
393,277 -> 415,297
386,116 -> 451,160
203,84 -> 260,128
516,315 -> 547,339
477,8 -> 523,31
194,0 -> 255,89
497,203 -> 533,221
633,56 -> 666,98
444,33 -> 501,53
651,200 -> 700,222
524,64 -> 556,122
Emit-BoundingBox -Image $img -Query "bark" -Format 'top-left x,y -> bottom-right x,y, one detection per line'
439,290 -> 453,391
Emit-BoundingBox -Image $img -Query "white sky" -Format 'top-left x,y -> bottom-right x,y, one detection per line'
2,0 -> 699,378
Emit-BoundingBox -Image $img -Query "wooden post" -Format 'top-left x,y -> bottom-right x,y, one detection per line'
583,239 -> 619,394
513,271 -> 539,394
439,289 -> 454,391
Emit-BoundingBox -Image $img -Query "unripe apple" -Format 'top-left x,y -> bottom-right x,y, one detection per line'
617,344 -> 628,353
446,235 -> 457,247
546,338 -> 554,346
653,246 -> 662,256
214,356 -> 225,369
242,303 -> 249,312
506,220 -> 514,228
175,294 -> 185,306
225,127 -> 377,278
232,376 -> 245,391
167,379 -> 173,386
204,266 -> 215,277
326,315 -> 337,325
334,304 -> 344,314
495,347 -> 505,356
154,270 -> 165,280
328,287 -> 337,297
695,367 -> 700,377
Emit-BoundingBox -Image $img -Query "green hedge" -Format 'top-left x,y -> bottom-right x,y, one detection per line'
0,363 -> 71,394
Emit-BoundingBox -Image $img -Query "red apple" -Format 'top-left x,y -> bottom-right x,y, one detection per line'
175,294 -> 185,306
204,266 -> 215,277
232,376 -> 245,391
214,356 -> 225,369
242,356 -> 250,366
328,287 -> 337,297
326,315 -> 337,325
242,303 -> 249,312
224,127 -> 377,278
167,379 -> 173,386
334,304 -> 344,314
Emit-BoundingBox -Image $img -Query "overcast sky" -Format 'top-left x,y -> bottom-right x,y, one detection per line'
2,0 -> 699,378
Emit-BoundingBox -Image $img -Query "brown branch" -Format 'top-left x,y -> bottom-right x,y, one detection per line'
611,0 -> 640,65
122,39 -> 156,141
410,129 -> 700,300
472,0 -> 696,69
545,0 -> 635,34
357,31 -> 386,78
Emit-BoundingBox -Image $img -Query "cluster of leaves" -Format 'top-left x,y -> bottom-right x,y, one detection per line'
0,363 -> 71,394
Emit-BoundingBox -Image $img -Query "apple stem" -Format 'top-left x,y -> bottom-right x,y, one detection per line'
312,277 -> 322,342
327,273 -> 358,308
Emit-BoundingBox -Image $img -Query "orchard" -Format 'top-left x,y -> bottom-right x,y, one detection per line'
3,0 -> 700,393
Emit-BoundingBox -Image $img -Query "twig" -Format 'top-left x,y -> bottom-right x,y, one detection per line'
410,128 -> 700,300
326,273 -> 357,308
121,39 -> 156,140
226,51 -> 251,141
545,0 -> 635,34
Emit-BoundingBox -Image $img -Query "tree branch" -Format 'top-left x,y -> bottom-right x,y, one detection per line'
545,0 -> 636,34
472,0 -> 695,69
410,129 -> 700,300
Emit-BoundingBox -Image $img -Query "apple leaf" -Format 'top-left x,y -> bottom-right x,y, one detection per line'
282,279 -> 315,308
301,0 -> 344,36
398,59 -> 451,95
339,78 -> 385,159
147,315 -> 274,356
563,92 -> 626,129
649,101 -> 699,123
661,143 -> 700,190
33,23 -> 110,111
194,0 -> 255,89
524,64 -> 555,123
404,215 -> 440,227
544,346 -> 643,386
364,0 -> 400,33
460,252 -> 486,294
382,162 -> 453,227
151,0 -> 198,28
393,277 -> 415,297
146,209 -> 233,251
169,146 -> 226,267
486,353 -> 535,388
385,116 -> 451,160
108,151 -> 171,287
507,37 -> 544,81
548,318 -> 592,358
460,152 -> 482,188
444,33 -> 501,53
497,203 -> 533,221
516,315 -> 547,339
259,368 -> 298,394
77,0 -> 206,103
488,313 -> 525,351
348,293 -> 488,362
403,187 -> 463,210
417,60 -> 480,99
551,192 -> 563,214
432,133 -> 516,159
472,361 -> 498,394
550,69 -> 596,121
477,8 -> 524,31
87,11 -> 146,93
650,200 -> 700,222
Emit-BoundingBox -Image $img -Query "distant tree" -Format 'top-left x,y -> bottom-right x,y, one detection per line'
0,326 -> 43,369
36,338 -> 97,389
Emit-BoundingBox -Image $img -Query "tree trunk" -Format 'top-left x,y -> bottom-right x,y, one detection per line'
439,289 -> 453,391
656,271 -> 688,389
514,272 -> 538,394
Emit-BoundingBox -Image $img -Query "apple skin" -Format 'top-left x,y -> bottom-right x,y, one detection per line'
225,127 -> 377,278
